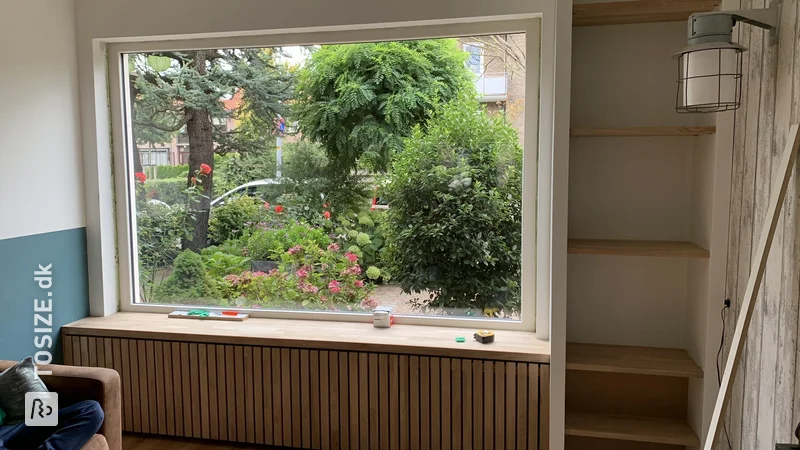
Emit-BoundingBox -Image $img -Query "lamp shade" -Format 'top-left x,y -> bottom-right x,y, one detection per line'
674,42 -> 745,113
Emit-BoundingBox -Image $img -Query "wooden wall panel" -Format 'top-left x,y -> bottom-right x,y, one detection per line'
722,0 -> 800,447
63,334 -> 549,449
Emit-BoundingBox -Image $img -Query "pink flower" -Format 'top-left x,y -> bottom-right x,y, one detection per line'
327,243 -> 340,252
263,202 -> 270,209
340,265 -> 362,276
360,297 -> 378,309
296,268 -> 309,278
355,280 -> 365,288
320,295 -> 328,303
288,245 -> 303,255
344,252 -> 359,263
328,280 -> 341,294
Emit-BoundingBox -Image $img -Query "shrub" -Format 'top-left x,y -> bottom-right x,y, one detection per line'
136,201 -> 186,302
143,177 -> 186,206
245,221 -> 332,261
334,210 -> 388,279
214,152 -> 277,198
155,250 -> 219,301
209,196 -> 263,243
152,164 -> 189,179
382,96 -> 522,313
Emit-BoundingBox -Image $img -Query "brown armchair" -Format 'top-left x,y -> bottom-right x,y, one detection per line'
0,361 -> 121,450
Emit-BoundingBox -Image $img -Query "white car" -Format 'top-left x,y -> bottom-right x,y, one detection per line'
210,179 -> 283,207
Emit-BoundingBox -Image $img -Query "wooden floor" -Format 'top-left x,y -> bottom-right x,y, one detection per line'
123,434 -> 280,449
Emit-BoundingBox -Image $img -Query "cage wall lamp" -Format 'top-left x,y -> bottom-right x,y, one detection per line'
674,1 -> 780,113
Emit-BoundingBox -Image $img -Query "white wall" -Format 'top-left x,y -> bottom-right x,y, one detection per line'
0,0 -> 84,240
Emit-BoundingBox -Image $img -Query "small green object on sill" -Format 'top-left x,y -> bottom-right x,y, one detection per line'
455,337 -> 466,343
187,309 -> 211,319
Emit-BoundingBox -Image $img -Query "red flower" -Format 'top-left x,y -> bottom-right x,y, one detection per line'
274,205 -> 284,214
199,163 -> 212,175
191,176 -> 198,185
263,202 -> 271,210
134,172 -> 147,183
323,211 -> 331,220
323,203 -> 329,208
328,280 -> 341,294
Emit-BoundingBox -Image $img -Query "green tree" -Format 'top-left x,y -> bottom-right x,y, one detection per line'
295,39 -> 474,173
131,49 -> 295,252
382,96 -> 523,314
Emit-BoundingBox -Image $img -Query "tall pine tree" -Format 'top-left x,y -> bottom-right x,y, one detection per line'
130,48 -> 294,251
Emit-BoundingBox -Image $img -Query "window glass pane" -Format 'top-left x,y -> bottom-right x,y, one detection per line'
124,33 -> 528,322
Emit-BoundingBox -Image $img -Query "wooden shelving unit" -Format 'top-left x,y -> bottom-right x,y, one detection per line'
567,343 -> 703,378
568,239 -> 710,258
565,412 -> 700,446
570,126 -> 717,137
573,0 -> 721,27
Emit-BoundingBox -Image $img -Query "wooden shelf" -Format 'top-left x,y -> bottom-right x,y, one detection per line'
63,312 -> 550,363
566,412 -> 700,446
573,0 -> 720,27
568,239 -> 710,258
570,126 -> 716,137
567,343 -> 703,378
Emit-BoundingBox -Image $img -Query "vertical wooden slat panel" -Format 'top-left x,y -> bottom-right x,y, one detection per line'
301,349 -> 311,449
485,360 -> 495,448
430,357 -> 441,450
399,354 -> 410,450
119,339 -> 133,432
282,348 -> 293,446
225,346 -> 237,441
189,343 -> 201,438
243,346 -> 255,443
216,345 -> 227,441
207,344 -> 218,441
410,355 -> 420,450
87,337 -> 97,367
441,358 -> 451,450
181,342 -> 193,437
129,339 -> 142,433
516,363 -> 528,450
506,362 -> 516,450
528,364 -> 539,450
72,337 -> 81,366
369,353 -> 380,450
539,364 -> 549,450
271,348 -> 283,447
339,351 -> 350,450
311,350 -> 321,450
320,350 -> 331,450
235,346 -> 247,442
63,336 -> 74,365
473,359 -> 483,449
96,338 -> 106,368
461,359 -> 472,450
162,342 -> 175,436
359,352 -> 369,450
495,362 -> 505,449
262,347 -> 274,446
138,340 -> 151,434
154,341 -> 166,435
379,353 -> 390,449
420,356 -> 430,450
253,348 -> 263,445
451,359 -> 461,450
389,353 -> 400,450
145,340 -> 157,433
329,351 -> 340,450
348,352 -> 359,450
171,342 -> 184,437
197,344 -> 211,439
293,349 -> 303,448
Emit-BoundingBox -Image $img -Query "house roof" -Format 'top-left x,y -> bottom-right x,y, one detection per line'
221,90 -> 244,111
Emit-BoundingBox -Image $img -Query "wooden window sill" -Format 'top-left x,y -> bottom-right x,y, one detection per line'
62,312 -> 550,363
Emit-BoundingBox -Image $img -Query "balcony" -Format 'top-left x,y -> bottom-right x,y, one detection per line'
475,72 -> 508,102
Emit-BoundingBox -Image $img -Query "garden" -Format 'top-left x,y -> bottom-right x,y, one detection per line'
130,37 -> 525,319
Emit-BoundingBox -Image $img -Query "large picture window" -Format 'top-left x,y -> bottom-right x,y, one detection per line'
115,23 -> 539,329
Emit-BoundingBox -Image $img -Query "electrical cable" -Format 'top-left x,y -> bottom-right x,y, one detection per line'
717,304 -> 733,450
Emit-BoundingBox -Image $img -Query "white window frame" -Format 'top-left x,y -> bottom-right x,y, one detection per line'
99,18 -> 557,335
464,41 -> 485,75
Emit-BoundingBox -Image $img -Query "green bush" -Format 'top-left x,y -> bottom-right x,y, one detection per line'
153,164 -> 189,179
246,221 -> 332,261
215,151 -> 277,198
209,196 -> 263,243
382,96 -> 522,313
136,201 -> 187,302
335,210 -> 388,280
155,250 -> 219,301
143,178 -> 186,206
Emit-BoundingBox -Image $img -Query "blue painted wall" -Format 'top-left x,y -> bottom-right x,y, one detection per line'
0,228 -> 90,362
